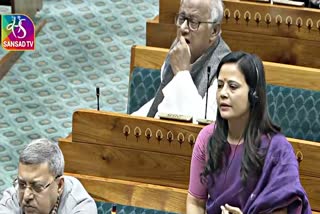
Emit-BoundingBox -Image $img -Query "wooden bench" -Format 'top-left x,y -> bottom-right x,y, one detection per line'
59,45 -> 320,213
146,0 -> 320,68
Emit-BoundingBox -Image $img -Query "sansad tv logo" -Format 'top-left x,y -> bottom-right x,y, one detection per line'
1,14 -> 35,51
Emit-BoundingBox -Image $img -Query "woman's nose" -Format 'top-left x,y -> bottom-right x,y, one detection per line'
220,86 -> 228,98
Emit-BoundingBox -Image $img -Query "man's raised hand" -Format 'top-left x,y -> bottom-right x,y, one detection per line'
169,36 -> 191,75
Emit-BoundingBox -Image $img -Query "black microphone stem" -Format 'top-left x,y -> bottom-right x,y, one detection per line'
205,66 -> 210,119
96,87 -> 100,111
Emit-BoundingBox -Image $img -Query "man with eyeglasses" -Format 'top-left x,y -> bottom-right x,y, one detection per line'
133,0 -> 230,122
0,138 -> 97,214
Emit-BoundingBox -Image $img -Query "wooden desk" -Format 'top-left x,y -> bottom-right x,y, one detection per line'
59,110 -> 320,213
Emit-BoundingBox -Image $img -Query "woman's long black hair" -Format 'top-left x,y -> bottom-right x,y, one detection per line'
202,51 -> 280,185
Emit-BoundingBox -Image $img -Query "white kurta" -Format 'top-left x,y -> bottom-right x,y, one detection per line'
131,64 -> 218,123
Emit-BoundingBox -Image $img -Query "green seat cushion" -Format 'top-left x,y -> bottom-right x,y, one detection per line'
267,85 -> 319,142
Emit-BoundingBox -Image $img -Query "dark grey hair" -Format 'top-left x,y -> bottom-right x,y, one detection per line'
19,138 -> 64,177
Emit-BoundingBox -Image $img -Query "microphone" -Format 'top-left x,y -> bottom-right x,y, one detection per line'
96,87 -> 100,111
111,204 -> 117,214
205,66 -> 210,119
197,66 -> 213,125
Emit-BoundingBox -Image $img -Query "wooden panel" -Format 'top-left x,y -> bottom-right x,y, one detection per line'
263,62 -> 320,91
146,21 -> 176,50
69,111 -> 320,182
222,30 -> 320,69
221,1 -> 320,41
146,21 -> 320,69
66,173 -> 319,213
60,141 -> 191,189
71,110 -> 201,156
159,0 -> 180,24
131,44 -> 167,70
13,0 -> 43,18
300,175 -> 320,211
65,173 -> 187,214
300,174 -> 320,212
159,0 -> 320,41
291,139 -> 320,178
130,44 -> 168,74
132,45 -> 320,91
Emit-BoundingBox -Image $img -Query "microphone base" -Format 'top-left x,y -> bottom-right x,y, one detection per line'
197,119 -> 214,125
158,113 -> 193,123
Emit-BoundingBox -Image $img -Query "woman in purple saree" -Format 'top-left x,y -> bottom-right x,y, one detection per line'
186,51 -> 311,214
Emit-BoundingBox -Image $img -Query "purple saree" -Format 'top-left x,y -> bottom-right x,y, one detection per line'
188,124 -> 311,214
242,134 -> 311,214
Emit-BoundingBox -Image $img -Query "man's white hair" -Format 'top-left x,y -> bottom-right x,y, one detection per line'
19,138 -> 64,177
180,0 -> 224,24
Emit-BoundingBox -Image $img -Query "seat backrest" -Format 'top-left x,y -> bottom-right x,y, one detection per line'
127,67 -> 161,114
267,85 -> 320,142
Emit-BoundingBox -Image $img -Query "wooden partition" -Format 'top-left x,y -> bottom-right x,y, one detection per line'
59,110 -> 320,212
64,172 -> 188,212
62,110 -> 199,188
59,110 -> 202,213
130,45 -> 168,76
0,0 -> 43,18
147,0 -> 320,68
12,0 -> 43,18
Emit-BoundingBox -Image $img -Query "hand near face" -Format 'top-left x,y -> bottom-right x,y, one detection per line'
169,36 -> 191,75
221,204 -> 243,214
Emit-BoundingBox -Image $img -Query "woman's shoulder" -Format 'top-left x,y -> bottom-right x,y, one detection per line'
266,133 -> 294,154
198,123 -> 215,140
194,123 -> 215,150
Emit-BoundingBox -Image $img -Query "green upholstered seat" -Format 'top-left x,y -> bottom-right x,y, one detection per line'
127,67 -> 161,114
267,85 -> 319,142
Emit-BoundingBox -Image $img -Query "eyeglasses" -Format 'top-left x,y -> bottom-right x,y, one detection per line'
13,175 -> 61,194
175,14 -> 216,31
